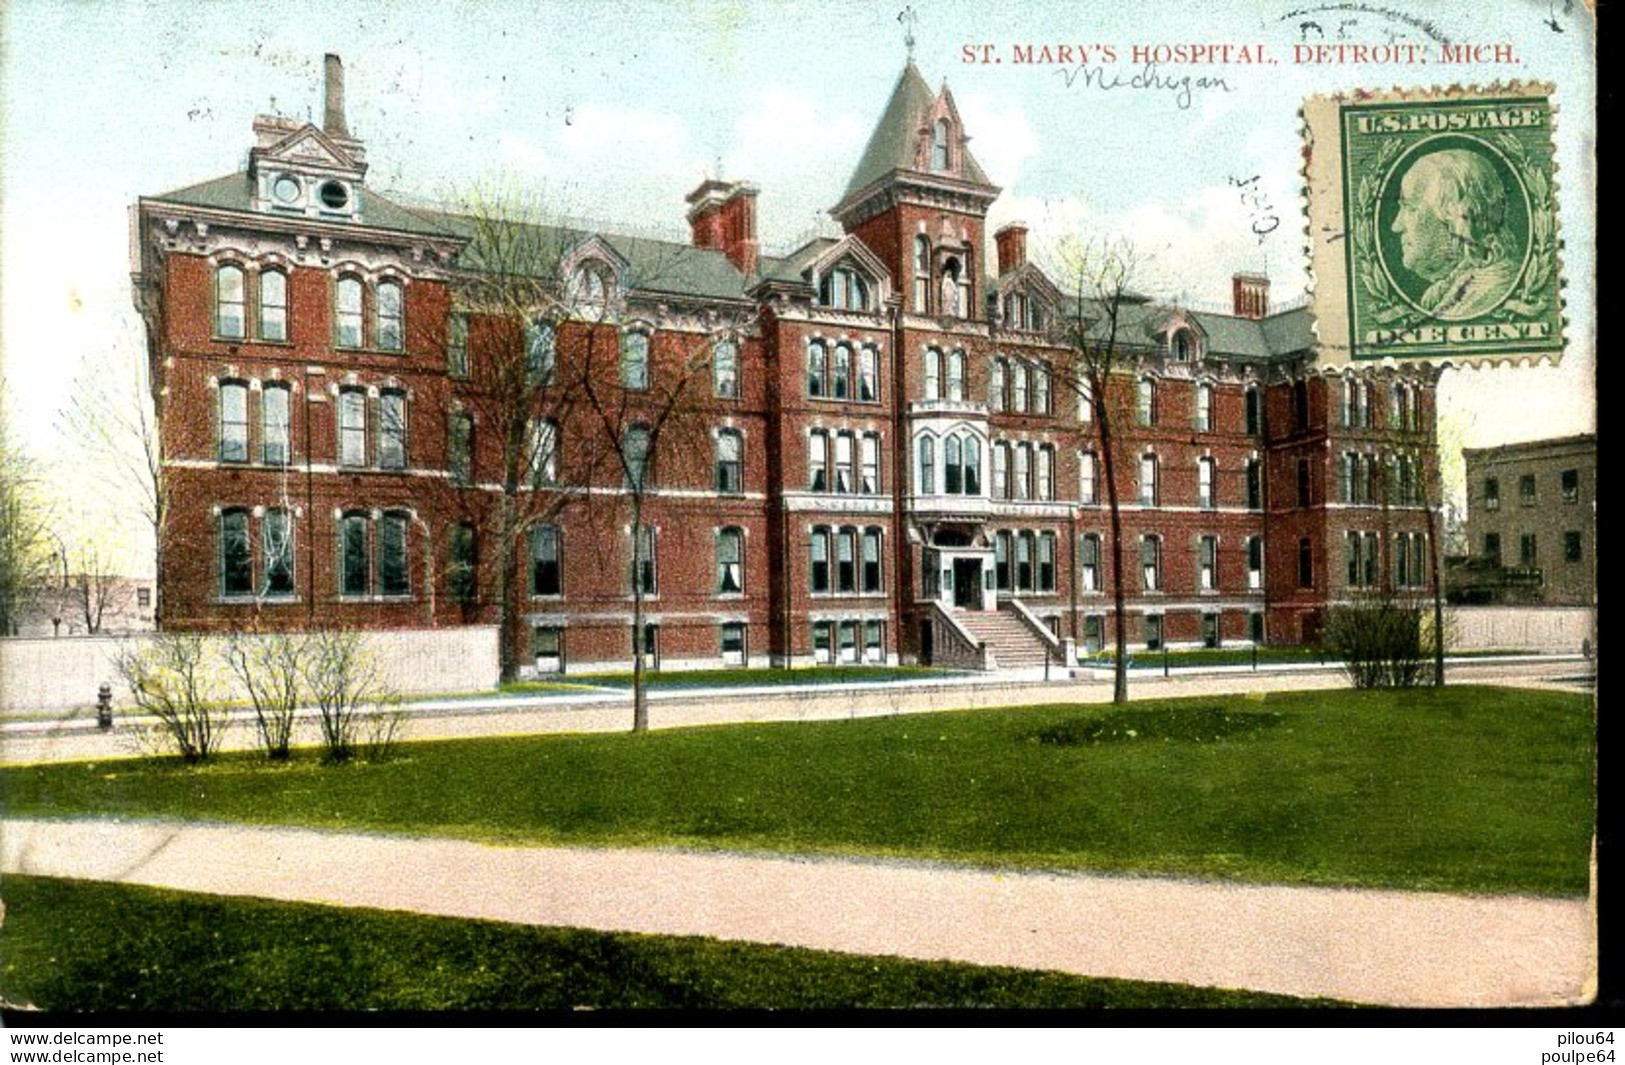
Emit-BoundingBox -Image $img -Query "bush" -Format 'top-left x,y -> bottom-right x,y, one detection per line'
300,628 -> 402,763
1324,596 -> 1433,688
223,630 -> 303,760
114,634 -> 228,763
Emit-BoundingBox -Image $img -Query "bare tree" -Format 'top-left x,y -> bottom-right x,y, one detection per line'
68,541 -> 120,635
0,386 -> 54,636
114,632 -> 226,763
1046,237 -> 1144,703
301,627 -> 397,763
223,628 -> 304,759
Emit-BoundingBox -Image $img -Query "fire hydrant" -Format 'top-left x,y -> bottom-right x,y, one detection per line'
96,683 -> 113,729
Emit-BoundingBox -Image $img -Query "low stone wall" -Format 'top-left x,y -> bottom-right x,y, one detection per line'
0,627 -> 499,713
1447,606 -> 1595,654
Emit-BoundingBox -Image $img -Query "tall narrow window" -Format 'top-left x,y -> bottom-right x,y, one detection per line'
810,527 -> 830,593
993,442 -> 1010,499
449,413 -> 473,486
721,622 -> 746,665
218,381 -> 249,463
1297,537 -> 1313,588
1519,532 -> 1538,567
338,389 -> 366,467
1079,534 -> 1101,593
1293,379 -> 1309,432
335,277 -> 363,348
215,265 -> 246,339
862,527 -> 883,592
807,340 -> 827,398
713,337 -> 739,398
376,280 -> 404,352
620,331 -> 650,390
1484,477 -> 1500,511
832,343 -> 852,399
1038,533 -> 1056,592
1519,474 -> 1537,506
717,527 -> 743,593
632,526 -> 657,596
834,432 -> 853,494
378,391 -> 407,470
1244,386 -> 1260,435
1247,536 -> 1263,590
913,236 -> 931,312
263,509 -> 294,597
527,319 -> 556,384
448,314 -> 469,377
449,523 -> 478,604
1296,459 -> 1312,508
989,359 -> 1006,412
259,269 -> 287,342
1010,361 -> 1028,413
219,508 -> 252,597
1036,445 -> 1054,501
528,419 -> 558,487
932,118 -> 950,171
1139,453 -> 1158,506
1198,457 -> 1215,509
858,345 -> 878,402
1562,468 -> 1580,504
1144,615 -> 1164,651
1077,375 -> 1094,423
530,524 -> 561,596
946,349 -> 965,401
1079,451 -> 1098,505
836,527 -> 856,593
340,513 -> 369,596
261,384 -> 290,465
809,431 -> 828,492
1136,377 -> 1155,426
1484,532 -> 1502,566
715,430 -> 743,494
864,619 -> 885,662
1199,535 -> 1218,591
1246,459 -> 1262,510
1196,383 -> 1213,431
963,436 -> 982,495
924,348 -> 942,400
918,436 -> 935,494
860,433 -> 880,494
1013,444 -> 1031,500
623,426 -> 650,489
995,530 -> 1012,591
1016,532 -> 1033,592
944,434 -> 963,494
1141,536 -> 1161,591
1032,363 -> 1050,414
378,513 -> 409,596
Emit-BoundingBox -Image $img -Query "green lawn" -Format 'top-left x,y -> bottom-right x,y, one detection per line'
1,687 -> 1593,895
554,665 -> 964,690
0,875 -> 1341,1011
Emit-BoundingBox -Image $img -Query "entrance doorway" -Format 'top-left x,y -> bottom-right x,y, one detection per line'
953,557 -> 983,609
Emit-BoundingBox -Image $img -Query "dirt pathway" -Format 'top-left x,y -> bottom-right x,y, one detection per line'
1,817 -> 1593,1008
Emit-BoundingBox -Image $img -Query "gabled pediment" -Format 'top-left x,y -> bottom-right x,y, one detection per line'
807,235 -> 890,289
994,262 -> 1063,307
254,123 -> 365,176
561,233 -> 631,284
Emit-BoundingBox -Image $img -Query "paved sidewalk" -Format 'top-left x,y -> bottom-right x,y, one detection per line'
1,817 -> 1594,1008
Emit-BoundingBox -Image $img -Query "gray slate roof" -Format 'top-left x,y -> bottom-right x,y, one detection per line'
842,62 -> 993,199
150,172 -> 456,238
1064,297 -> 1315,361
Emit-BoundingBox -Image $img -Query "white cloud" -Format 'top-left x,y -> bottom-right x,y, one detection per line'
956,94 -> 1039,189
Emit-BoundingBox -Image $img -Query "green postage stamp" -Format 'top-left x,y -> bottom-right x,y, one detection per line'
1304,85 -> 1563,365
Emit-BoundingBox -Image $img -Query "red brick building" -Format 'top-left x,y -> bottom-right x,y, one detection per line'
132,56 -> 1438,672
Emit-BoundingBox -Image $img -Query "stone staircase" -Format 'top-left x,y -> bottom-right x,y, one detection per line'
948,606 -> 1053,672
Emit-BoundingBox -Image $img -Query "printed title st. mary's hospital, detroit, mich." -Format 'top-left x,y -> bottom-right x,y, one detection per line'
130,55 -> 1439,675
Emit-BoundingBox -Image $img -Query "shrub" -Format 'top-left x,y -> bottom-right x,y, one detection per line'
114,634 -> 228,763
222,630 -> 303,760
1324,596 -> 1433,689
300,628 -> 402,763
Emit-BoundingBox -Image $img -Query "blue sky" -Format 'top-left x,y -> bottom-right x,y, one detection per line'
0,0 -> 1595,564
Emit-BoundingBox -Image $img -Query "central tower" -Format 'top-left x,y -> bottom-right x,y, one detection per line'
830,62 -> 1000,320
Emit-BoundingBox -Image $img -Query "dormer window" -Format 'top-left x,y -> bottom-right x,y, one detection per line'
1171,330 -> 1196,362
571,263 -> 612,311
819,266 -> 870,312
932,119 -> 950,171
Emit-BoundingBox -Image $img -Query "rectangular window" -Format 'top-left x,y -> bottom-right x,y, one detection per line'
860,434 -> 880,495
219,510 -> 252,597
1038,532 -> 1056,592
1136,379 -> 1154,427
993,443 -> 1009,500
832,344 -> 852,399
1246,459 -> 1262,510
809,431 -> 828,492
1249,612 -> 1265,644
1562,469 -> 1579,504
721,622 -> 746,666
449,414 -> 473,486
807,342 -> 826,398
1198,458 -> 1215,509
1519,473 -> 1537,506
378,392 -> 407,470
449,523 -> 478,605
713,338 -> 739,399
1564,530 -> 1582,562
448,314 -> 469,377
531,525 -> 561,597
1297,459 -> 1312,508
716,431 -> 743,494
836,528 -> 857,593
862,528 -> 882,593
335,278 -> 363,348
717,528 -> 743,594
261,386 -> 290,466
638,624 -> 659,670
338,390 -> 366,467
1141,537 -> 1160,592
1144,614 -> 1163,651
1013,445 -> 1030,501
1077,375 -> 1093,423
1082,614 -> 1104,653
1202,612 -> 1221,650
262,509 -> 294,597
1519,533 -> 1538,567
1484,532 -> 1501,566
1247,536 -> 1263,590
526,320 -> 556,385
924,349 -> 941,400
812,620 -> 833,663
864,620 -> 885,663
1139,454 -> 1158,507
532,626 -> 563,672
216,266 -> 246,339
378,514 -> 409,596
838,620 -> 858,663
1079,451 -> 1097,505
1196,384 -> 1213,431
1036,447 -> 1054,501
995,531 -> 1011,592
376,281 -> 404,352
947,350 -> 965,401
1079,534 -> 1100,593
218,383 -> 249,463
834,433 -> 853,494
1033,364 -> 1050,414
1199,535 -> 1218,591
633,526 -> 657,596
1484,477 -> 1500,511
1297,537 -> 1313,588
1015,533 -> 1033,592
259,270 -> 287,342
1245,389 -> 1260,435
810,528 -> 830,593
341,514 -> 369,596
620,332 -> 650,390
858,345 -> 879,402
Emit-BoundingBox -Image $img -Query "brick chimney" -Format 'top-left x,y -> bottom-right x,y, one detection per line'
1232,273 -> 1269,319
994,222 -> 1028,276
323,54 -> 349,138
686,179 -> 759,276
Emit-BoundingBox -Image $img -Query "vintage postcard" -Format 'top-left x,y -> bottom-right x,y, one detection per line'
0,0 -> 1599,1044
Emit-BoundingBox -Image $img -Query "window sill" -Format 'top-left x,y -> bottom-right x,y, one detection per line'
215,595 -> 298,605
338,595 -> 415,603
530,594 -> 565,601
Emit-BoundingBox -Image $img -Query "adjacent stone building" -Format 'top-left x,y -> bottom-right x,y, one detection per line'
1457,434 -> 1595,606
131,55 -> 1440,672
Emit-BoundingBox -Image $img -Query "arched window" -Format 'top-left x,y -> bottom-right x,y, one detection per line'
573,264 -> 610,307
717,527 -> 744,594
1141,536 -> 1162,592
862,528 -> 883,592
963,436 -> 981,495
946,349 -> 965,401
449,523 -> 478,604
337,387 -> 366,467
219,508 -> 252,597
810,526 -> 831,593
530,525 -> 562,596
993,441 -> 1010,499
527,319 -> 556,384
715,430 -> 743,494
1079,450 -> 1098,505
623,425 -> 651,488
1010,361 -> 1028,413
378,512 -> 410,597
1036,445 -> 1054,501
262,508 -> 294,598
989,359 -> 1006,411
215,264 -> 246,339
1015,532 -> 1034,591
808,430 -> 828,492
924,347 -> 942,400
1032,362 -> 1050,414
339,511 -> 370,596
819,267 -> 869,311
860,433 -> 880,494
1196,382 -> 1214,431
1139,452 -> 1159,506
713,337 -> 739,398
932,119 -> 950,171
941,257 -> 964,317
449,413 -> 474,485
832,343 -> 853,399
1136,377 -> 1156,426
1244,385 -> 1261,435
1013,444 -> 1031,500
944,434 -> 963,494
218,380 -> 249,463
1172,331 -> 1193,362
378,390 -> 407,470
376,280 -> 404,351
261,384 -> 290,465
620,331 -> 650,390
807,340 -> 827,397
858,345 -> 879,402
918,435 -> 936,494
334,276 -> 364,348
913,236 -> 931,312
995,530 -> 1012,591
258,269 -> 287,342
528,418 -> 558,487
